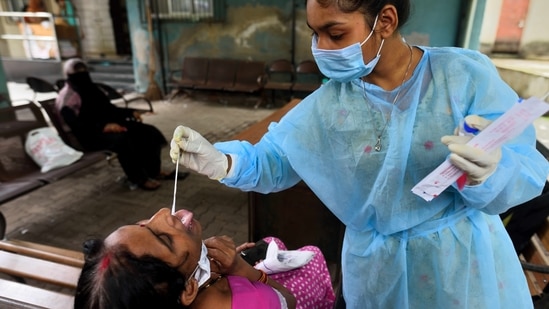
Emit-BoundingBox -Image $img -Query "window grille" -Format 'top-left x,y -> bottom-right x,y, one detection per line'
0,0 -> 26,12
0,0 -> 33,23
144,0 -> 225,22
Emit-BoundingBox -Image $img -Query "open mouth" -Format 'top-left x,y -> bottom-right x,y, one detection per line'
174,209 -> 194,230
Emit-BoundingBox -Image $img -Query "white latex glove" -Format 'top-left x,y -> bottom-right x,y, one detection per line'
441,115 -> 502,185
170,125 -> 228,180
254,241 -> 314,275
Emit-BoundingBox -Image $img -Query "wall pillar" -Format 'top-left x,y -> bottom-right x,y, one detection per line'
126,0 -> 151,93
520,0 -> 549,59
460,0 -> 488,50
0,58 -> 11,109
479,0 -> 504,54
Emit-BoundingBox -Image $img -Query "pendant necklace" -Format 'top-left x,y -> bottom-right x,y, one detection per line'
362,43 -> 413,152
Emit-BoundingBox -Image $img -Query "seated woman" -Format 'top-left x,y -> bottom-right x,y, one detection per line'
55,58 -> 169,190
74,208 -> 335,309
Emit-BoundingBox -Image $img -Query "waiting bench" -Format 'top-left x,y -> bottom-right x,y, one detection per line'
0,101 -> 109,238
0,279 -> 74,309
170,57 -> 266,98
0,239 -> 83,308
0,102 -> 91,307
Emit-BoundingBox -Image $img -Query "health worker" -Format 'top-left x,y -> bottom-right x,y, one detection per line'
170,1 -> 549,308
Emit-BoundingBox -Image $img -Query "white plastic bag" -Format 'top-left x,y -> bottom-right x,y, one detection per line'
25,127 -> 83,173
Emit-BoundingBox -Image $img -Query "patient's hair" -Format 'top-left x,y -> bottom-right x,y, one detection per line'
74,239 -> 188,309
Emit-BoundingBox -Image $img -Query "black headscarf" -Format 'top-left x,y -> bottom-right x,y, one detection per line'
63,58 -> 132,126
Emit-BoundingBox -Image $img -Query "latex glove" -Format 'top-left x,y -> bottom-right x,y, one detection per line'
254,241 -> 314,274
441,115 -> 502,185
170,125 -> 228,180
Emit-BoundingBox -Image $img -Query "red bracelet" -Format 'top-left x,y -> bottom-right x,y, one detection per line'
257,269 -> 268,284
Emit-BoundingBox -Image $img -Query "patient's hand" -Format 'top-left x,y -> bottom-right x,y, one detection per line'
236,241 -> 255,253
204,236 -> 238,273
103,123 -> 127,133
132,111 -> 143,122
205,236 -> 253,277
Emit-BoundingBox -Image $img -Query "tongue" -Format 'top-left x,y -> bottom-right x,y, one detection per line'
176,209 -> 193,227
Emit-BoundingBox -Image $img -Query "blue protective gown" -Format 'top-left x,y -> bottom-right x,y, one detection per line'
216,47 -> 549,308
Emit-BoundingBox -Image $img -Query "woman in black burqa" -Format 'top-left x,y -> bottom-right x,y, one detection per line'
55,58 -> 169,190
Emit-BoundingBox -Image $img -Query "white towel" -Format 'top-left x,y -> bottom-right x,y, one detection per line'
254,241 -> 314,274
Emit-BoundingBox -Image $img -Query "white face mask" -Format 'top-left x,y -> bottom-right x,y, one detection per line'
187,242 -> 211,286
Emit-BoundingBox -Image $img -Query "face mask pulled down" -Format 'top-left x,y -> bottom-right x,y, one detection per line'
311,15 -> 384,83
189,242 -> 211,287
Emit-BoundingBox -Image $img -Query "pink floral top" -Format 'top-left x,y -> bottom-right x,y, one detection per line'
229,237 -> 335,308
266,237 -> 336,309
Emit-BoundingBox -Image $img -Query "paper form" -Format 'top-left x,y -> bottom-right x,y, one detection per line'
412,96 -> 549,202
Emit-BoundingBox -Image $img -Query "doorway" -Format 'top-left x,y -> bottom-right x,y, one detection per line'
109,0 -> 131,56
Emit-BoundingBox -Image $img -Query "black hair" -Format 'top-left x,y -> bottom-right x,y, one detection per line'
309,0 -> 411,29
74,239 -> 188,309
